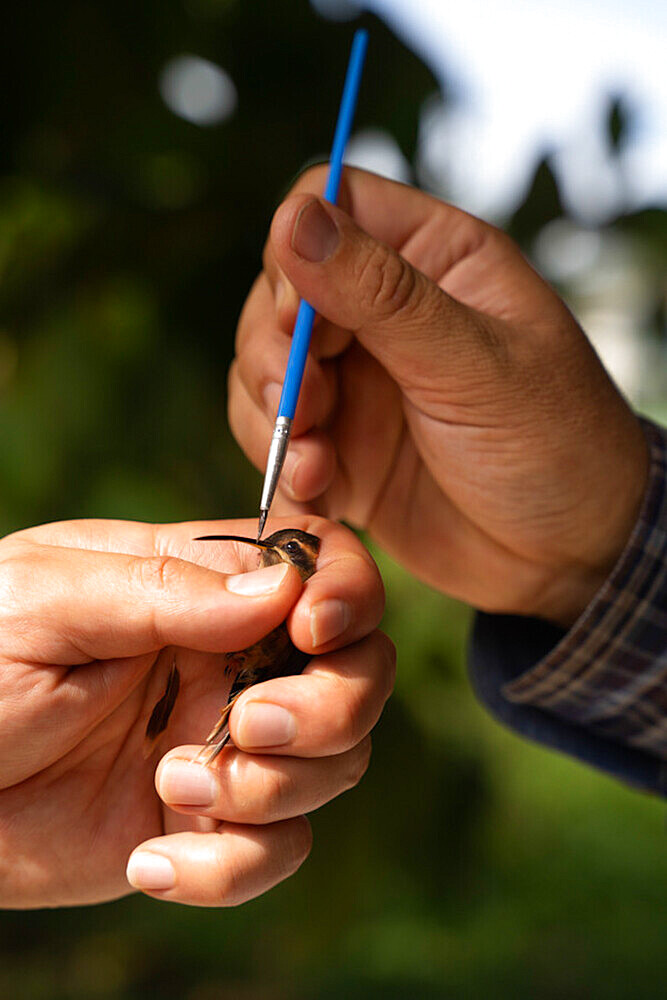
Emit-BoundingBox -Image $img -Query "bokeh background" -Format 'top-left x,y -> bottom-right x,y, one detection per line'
1,1 -> 666,997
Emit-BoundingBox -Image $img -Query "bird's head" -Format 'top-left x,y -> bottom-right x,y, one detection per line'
195,528 -> 321,581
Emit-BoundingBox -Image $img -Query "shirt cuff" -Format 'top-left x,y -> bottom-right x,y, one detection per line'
469,612 -> 666,794
501,418 -> 667,761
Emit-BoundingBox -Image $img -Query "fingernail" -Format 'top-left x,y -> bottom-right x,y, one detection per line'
292,199 -> 339,262
158,759 -> 216,807
262,381 -> 282,418
236,702 -> 297,747
126,852 -> 175,891
310,598 -> 352,647
227,562 -> 289,596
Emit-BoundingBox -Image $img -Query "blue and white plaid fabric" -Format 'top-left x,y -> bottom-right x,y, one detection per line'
503,419 -> 667,760
470,418 -> 667,795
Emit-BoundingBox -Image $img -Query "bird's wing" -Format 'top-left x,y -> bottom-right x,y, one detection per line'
197,629 -> 311,766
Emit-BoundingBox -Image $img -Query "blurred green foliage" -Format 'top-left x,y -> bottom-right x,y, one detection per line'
0,1 -> 666,998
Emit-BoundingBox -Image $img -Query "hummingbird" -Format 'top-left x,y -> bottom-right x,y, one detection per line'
144,529 -> 321,765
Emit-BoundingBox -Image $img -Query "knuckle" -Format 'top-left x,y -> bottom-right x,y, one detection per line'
377,632 -> 397,702
226,360 -> 240,403
333,675 -> 367,749
356,243 -> 417,318
227,370 -> 247,431
259,767 -> 291,818
294,163 -> 328,193
262,818 -> 312,890
214,852 -> 244,906
127,556 -> 186,646
227,398 -> 250,456
129,554 -> 182,594
346,737 -> 372,790
285,816 -> 313,870
483,222 -> 517,259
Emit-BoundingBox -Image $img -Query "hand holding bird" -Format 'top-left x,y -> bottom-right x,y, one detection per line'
0,516 -> 392,909
144,529 -> 322,764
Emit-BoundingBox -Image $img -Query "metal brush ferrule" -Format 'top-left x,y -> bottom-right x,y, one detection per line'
258,416 -> 292,535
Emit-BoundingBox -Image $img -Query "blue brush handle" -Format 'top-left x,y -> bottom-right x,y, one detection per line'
277,28 -> 368,420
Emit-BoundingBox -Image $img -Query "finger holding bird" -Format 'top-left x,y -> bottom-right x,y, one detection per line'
153,631 -> 392,821
152,515 -> 385,657
141,516 -> 387,762
127,517 -> 392,899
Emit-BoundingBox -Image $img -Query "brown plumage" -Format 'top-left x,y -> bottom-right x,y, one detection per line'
143,529 -> 321,765
143,661 -> 180,755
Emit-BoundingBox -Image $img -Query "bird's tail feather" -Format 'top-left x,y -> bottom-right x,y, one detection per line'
196,688 -> 244,766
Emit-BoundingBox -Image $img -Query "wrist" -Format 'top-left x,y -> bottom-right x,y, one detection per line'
532,563 -> 619,630
533,417 -> 650,628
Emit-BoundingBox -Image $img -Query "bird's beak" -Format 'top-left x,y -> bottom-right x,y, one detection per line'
194,534 -> 273,549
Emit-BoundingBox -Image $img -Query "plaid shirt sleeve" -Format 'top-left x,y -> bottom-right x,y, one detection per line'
469,418 -> 667,795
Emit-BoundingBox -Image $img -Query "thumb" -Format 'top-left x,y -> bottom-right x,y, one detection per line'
0,542 -> 303,663
269,195 -> 503,397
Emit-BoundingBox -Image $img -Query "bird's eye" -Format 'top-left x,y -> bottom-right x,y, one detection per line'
284,541 -> 299,554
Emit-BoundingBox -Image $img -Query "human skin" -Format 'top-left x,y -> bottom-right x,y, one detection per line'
0,515 -> 391,908
229,166 -> 649,628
